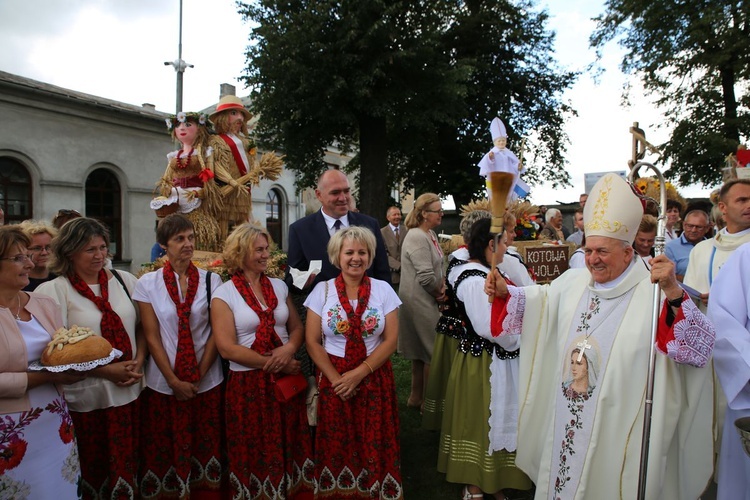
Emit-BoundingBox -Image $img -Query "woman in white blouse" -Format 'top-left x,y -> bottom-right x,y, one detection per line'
133,214 -> 224,497
305,226 -> 404,499
37,217 -> 145,498
211,223 -> 314,498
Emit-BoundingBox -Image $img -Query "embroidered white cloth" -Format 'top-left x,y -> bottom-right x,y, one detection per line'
29,349 -> 123,372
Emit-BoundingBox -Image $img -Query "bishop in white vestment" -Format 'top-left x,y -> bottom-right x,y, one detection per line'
485,173 -> 716,499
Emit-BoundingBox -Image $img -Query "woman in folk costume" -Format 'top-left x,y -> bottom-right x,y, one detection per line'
305,226 -> 403,499
208,95 -> 282,239
37,218 -> 146,499
156,112 -> 223,252
437,218 -> 532,500
133,214 -> 225,498
211,223 -> 314,499
0,226 -> 83,499
423,208 -> 490,431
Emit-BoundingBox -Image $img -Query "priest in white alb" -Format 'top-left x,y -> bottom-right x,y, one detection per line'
708,241 -> 750,500
484,173 -> 716,499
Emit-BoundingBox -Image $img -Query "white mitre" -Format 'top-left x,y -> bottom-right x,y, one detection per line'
491,117 -> 507,139
583,173 -> 643,245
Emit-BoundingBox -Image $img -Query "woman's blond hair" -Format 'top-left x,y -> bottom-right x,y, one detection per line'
404,193 -> 441,229
222,223 -> 273,275
19,219 -> 58,239
327,226 -> 376,270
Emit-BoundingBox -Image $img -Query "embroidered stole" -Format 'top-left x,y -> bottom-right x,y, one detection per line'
549,287 -> 635,498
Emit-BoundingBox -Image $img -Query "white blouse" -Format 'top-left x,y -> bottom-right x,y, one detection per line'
304,278 -> 401,358
212,277 -> 291,372
133,268 -> 223,395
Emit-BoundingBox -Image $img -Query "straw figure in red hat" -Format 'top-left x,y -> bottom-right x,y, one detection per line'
208,96 -> 283,240
154,112 -> 223,251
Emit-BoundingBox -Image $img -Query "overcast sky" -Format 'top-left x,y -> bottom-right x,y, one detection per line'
0,0 -> 717,205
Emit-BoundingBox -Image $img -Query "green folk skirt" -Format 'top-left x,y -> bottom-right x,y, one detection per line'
422,333 -> 459,431
437,348 -> 533,493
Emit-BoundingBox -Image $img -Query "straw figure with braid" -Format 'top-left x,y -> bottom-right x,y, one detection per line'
208,96 -> 283,240
154,112 -> 223,251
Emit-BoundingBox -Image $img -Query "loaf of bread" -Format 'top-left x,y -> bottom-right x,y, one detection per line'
41,326 -> 113,366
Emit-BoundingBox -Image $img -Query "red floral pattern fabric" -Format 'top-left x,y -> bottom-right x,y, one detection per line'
162,261 -> 200,383
224,370 -> 315,499
230,271 -> 281,354
138,387 -> 225,499
68,269 -> 133,360
72,399 -> 141,499
315,355 -> 403,499
0,409 -> 41,475
333,274 -> 371,368
0,392 -> 80,497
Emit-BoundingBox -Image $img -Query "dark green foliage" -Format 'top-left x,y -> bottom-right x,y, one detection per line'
591,0 -> 750,187
238,0 -> 576,220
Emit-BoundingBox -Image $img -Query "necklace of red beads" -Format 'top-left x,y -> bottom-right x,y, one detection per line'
175,147 -> 194,169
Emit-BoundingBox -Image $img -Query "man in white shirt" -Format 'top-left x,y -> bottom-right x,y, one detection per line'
286,169 -> 391,291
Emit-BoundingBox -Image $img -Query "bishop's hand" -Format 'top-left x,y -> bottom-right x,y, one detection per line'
484,268 -> 509,299
650,255 -> 683,301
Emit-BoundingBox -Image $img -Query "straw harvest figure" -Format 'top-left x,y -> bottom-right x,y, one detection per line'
153,111 -> 223,251
208,95 -> 283,240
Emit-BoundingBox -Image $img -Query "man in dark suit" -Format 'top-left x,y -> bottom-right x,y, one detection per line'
285,169 -> 391,292
380,206 -> 407,289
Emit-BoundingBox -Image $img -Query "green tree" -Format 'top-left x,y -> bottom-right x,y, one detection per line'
239,0 -> 576,220
591,0 -> 750,187
390,0 -> 577,209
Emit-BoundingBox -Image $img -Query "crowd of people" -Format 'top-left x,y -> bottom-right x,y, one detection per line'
2,102 -> 749,500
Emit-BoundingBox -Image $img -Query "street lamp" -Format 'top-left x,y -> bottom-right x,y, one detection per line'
164,0 -> 193,113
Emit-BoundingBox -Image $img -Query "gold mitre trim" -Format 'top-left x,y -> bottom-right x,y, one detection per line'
583,173 -> 643,244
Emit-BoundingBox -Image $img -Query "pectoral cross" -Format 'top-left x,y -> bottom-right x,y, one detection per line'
576,338 -> 592,362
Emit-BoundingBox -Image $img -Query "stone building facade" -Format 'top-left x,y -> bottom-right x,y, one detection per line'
0,71 -> 340,272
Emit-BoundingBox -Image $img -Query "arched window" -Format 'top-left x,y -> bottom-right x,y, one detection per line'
0,157 -> 33,224
85,168 -> 122,261
265,189 -> 282,247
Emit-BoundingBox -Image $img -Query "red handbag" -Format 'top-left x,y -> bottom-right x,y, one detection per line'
271,373 -> 308,402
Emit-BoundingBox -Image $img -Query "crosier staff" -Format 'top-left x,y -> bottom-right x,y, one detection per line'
629,160 -> 667,500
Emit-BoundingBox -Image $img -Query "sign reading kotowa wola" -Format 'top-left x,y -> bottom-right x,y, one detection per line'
513,242 -> 574,284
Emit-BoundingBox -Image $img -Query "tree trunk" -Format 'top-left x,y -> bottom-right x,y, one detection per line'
720,63 -> 740,144
357,114 -> 389,226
